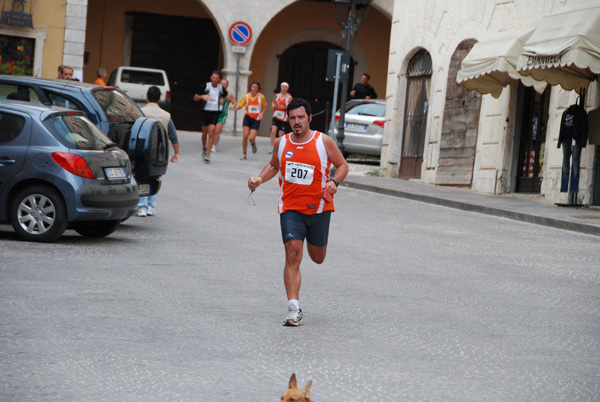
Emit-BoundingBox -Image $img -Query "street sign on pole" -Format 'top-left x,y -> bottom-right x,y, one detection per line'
326,49 -> 349,82
228,22 -> 252,136
229,21 -> 252,46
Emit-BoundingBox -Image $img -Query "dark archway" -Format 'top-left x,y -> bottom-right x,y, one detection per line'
277,41 -> 354,133
128,11 -> 221,130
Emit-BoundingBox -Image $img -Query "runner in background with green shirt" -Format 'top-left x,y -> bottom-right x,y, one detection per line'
212,79 -> 237,152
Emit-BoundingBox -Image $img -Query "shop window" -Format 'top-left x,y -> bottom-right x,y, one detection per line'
0,34 -> 34,75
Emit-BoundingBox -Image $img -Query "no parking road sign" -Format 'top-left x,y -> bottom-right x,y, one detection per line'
229,21 -> 253,137
229,21 -> 252,46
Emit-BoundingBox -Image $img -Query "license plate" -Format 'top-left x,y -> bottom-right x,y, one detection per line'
104,167 -> 127,180
346,123 -> 367,130
138,184 -> 151,196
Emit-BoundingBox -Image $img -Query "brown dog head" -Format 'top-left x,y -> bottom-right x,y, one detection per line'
281,373 -> 312,402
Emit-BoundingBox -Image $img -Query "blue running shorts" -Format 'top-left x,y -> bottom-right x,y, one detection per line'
280,210 -> 332,247
243,114 -> 261,130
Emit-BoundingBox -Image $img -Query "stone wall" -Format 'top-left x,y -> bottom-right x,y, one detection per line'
63,0 -> 87,73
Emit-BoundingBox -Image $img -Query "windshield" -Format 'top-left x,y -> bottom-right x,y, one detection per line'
120,70 -> 165,85
43,114 -> 114,150
345,102 -> 386,117
91,88 -> 143,122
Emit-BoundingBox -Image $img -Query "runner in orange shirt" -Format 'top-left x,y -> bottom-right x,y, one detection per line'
233,81 -> 267,160
248,98 -> 348,326
270,82 -> 293,154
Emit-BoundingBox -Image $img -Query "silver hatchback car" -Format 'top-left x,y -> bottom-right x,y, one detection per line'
328,99 -> 386,157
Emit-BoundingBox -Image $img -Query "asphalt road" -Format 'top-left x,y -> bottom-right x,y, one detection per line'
1,132 -> 599,401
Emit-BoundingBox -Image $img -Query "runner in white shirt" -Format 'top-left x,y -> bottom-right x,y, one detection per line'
193,70 -> 226,163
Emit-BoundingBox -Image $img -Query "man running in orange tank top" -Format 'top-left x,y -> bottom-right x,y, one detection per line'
248,98 -> 349,326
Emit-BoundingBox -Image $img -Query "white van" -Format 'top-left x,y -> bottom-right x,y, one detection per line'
108,66 -> 171,111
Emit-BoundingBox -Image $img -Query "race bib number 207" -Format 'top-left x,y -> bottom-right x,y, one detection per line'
285,161 -> 315,185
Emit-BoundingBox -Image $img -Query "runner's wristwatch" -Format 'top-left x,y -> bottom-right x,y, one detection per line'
332,179 -> 339,188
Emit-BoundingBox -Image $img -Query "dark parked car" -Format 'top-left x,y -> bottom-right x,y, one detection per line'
0,76 -> 169,196
328,99 -> 386,158
0,101 -> 138,242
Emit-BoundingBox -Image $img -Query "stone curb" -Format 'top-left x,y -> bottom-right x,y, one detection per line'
342,180 -> 600,237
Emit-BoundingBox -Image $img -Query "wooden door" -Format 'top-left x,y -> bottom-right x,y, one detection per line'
400,50 -> 432,178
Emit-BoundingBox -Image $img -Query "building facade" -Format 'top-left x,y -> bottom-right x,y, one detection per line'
381,0 -> 600,205
2,0 -> 392,134
6,0 -> 597,205
0,0 -> 87,79
83,0 -> 392,133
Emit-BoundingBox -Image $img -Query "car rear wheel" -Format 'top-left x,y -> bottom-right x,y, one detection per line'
71,220 -> 120,238
10,185 -> 68,242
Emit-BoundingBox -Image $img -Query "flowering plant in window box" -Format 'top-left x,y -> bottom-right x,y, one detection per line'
0,56 -> 33,75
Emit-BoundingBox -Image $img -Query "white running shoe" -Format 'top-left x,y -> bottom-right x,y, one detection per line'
283,304 -> 303,326
204,154 -> 210,163
240,154 -> 247,160
137,209 -> 147,217
251,142 -> 257,154
211,145 -> 217,152
202,149 -> 207,159
147,207 -> 155,216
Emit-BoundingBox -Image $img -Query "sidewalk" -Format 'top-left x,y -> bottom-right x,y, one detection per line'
343,172 -> 600,237
184,131 -> 600,237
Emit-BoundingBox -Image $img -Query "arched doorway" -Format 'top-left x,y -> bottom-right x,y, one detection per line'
437,39 -> 481,185
276,41 -> 355,133
126,11 -> 221,131
400,49 -> 432,178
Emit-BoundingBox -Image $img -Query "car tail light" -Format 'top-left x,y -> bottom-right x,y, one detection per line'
51,153 -> 95,179
372,120 -> 385,128
166,91 -> 171,100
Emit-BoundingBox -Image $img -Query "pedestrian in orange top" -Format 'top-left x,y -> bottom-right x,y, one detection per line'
94,68 -> 107,86
233,81 -> 267,160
